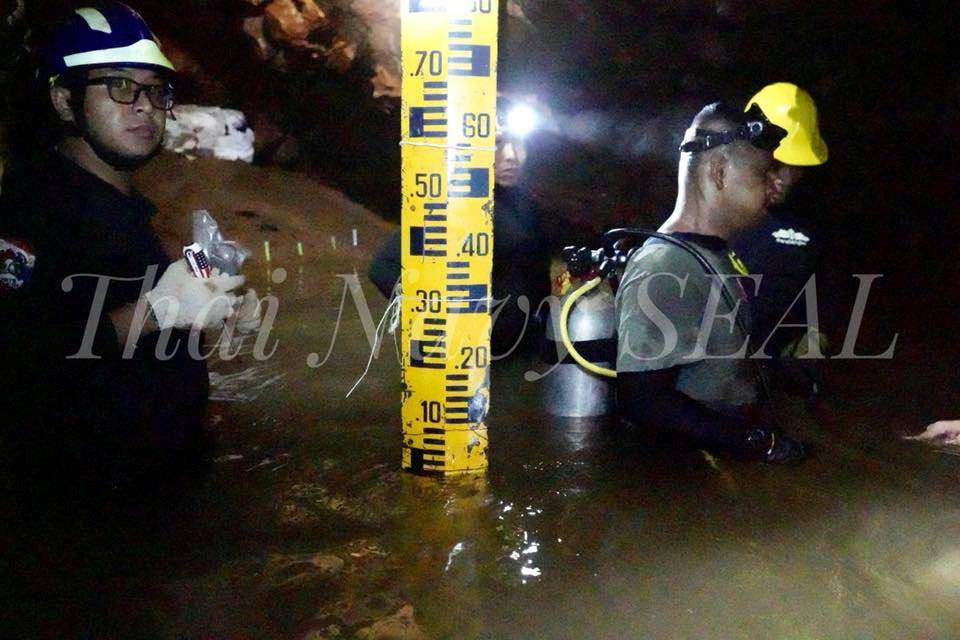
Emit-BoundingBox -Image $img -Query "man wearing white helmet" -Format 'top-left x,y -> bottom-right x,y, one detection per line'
0,2 -> 244,490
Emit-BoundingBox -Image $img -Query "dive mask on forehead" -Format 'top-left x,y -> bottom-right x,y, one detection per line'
679,104 -> 787,154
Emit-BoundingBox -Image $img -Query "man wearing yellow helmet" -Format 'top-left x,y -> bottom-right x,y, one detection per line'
732,82 -> 829,395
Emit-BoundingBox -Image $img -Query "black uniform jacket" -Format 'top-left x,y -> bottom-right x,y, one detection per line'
0,151 -> 208,475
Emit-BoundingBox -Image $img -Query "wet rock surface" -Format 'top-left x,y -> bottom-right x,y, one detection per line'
263,0 -> 330,46
354,605 -> 428,640
279,468 -> 407,529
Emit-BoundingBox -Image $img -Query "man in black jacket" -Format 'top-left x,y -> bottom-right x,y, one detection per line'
733,83 -> 830,395
0,3 -> 244,490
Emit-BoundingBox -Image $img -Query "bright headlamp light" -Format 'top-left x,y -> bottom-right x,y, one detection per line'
504,103 -> 539,139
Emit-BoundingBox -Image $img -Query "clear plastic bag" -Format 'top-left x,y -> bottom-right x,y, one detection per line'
191,209 -> 250,275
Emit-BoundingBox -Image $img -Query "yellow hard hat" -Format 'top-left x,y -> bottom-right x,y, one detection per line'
746,82 -> 828,166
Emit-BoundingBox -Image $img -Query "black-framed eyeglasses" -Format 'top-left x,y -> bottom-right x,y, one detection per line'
679,104 -> 787,154
82,76 -> 175,111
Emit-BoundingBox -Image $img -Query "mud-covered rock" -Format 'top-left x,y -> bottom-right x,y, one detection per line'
279,468 -> 407,528
370,64 -> 400,99
243,15 -> 275,61
325,34 -> 359,73
264,0 -> 330,45
260,552 -> 345,591
352,0 -> 400,97
232,0 -> 400,96
355,605 -> 428,640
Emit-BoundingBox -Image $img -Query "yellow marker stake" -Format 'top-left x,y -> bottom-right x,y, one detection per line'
400,0 -> 497,475
263,240 -> 271,263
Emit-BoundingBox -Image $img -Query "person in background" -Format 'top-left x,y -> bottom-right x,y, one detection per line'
369,96 -> 552,357
732,82 -> 829,395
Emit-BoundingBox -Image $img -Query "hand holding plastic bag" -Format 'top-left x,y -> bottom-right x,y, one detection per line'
145,259 -> 245,330
192,210 -> 249,275
231,287 -> 263,334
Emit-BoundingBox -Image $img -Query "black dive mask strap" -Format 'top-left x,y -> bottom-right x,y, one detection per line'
679,104 -> 787,153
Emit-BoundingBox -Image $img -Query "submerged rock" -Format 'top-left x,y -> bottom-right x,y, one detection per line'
260,552 -> 345,591
279,470 -> 407,528
299,626 -> 342,640
355,604 -> 428,640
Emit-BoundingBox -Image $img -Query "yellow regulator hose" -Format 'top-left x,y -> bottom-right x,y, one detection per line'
558,277 -> 618,379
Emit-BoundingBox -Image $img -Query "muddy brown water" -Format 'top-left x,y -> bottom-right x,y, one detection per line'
111,251 -> 960,640
9,156 -> 960,639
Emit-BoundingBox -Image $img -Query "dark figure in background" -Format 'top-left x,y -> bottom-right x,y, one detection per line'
0,3 -> 243,492
732,83 -> 829,394
615,102 -> 805,463
369,97 -> 551,357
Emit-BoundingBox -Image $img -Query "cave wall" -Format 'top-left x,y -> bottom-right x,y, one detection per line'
0,0 -> 26,178
1,1 -> 955,311
1,0 -> 404,208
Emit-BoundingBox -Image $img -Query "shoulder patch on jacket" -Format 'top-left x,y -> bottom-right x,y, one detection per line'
771,228 -> 811,247
0,238 -> 36,291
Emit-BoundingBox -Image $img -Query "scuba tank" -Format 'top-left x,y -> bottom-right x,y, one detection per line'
542,246 -> 619,418
542,229 -> 771,419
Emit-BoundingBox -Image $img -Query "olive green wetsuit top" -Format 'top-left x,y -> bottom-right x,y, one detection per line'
615,232 -> 762,413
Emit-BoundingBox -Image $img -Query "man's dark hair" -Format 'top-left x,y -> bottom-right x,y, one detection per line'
682,101 -> 761,176
53,68 -> 91,128
18,66 -> 89,153
690,101 -> 746,133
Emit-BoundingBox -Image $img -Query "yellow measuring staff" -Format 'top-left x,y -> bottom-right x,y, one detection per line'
400,0 -> 498,475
